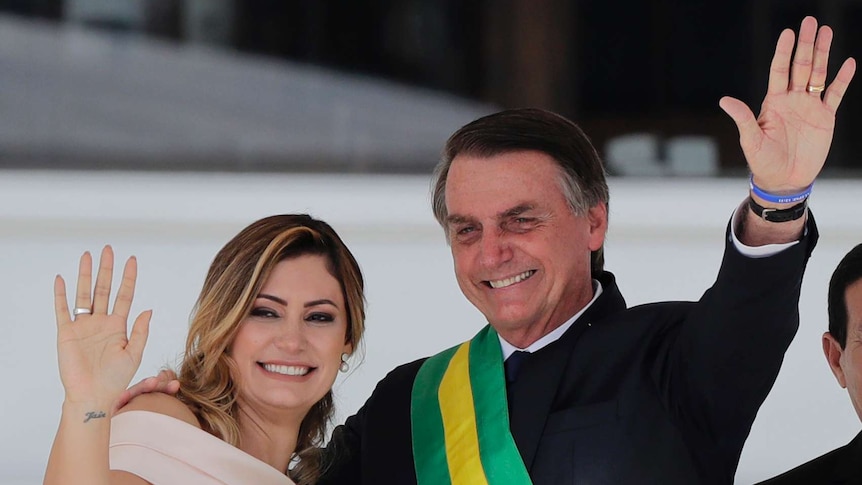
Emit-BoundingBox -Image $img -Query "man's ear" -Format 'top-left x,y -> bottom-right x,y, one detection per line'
587,203 -> 608,251
823,332 -> 848,389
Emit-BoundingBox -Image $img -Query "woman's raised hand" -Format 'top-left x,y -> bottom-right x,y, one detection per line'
54,246 -> 151,409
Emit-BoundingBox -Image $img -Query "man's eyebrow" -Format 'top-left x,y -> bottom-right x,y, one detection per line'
447,204 -> 537,225
500,204 -> 535,218
446,214 -> 474,226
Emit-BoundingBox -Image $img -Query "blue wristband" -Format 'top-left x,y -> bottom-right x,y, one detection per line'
749,175 -> 813,204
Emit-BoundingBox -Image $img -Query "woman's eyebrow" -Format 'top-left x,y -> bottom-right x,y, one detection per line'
305,299 -> 338,308
257,294 -> 287,306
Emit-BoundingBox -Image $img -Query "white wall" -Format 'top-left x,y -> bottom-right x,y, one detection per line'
1,170 -> 859,484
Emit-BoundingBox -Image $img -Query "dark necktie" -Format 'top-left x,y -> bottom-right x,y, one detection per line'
505,350 -> 531,383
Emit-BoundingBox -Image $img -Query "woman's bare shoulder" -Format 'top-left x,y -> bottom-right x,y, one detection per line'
115,393 -> 200,428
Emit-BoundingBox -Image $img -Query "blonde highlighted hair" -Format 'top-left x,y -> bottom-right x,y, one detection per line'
174,214 -> 365,484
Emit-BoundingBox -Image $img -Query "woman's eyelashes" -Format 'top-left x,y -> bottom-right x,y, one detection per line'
250,306 -> 279,319
306,312 -> 335,324
248,306 -> 336,325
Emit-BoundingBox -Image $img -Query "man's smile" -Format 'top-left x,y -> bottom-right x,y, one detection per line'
486,270 -> 536,289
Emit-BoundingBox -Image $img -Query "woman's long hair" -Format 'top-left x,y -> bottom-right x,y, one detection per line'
174,214 -> 365,484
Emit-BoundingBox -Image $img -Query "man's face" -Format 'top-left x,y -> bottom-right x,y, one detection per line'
824,278 -> 862,421
444,150 -> 607,347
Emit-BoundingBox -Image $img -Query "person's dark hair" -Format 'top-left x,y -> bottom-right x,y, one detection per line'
828,243 -> 862,348
430,108 -> 610,275
174,214 -> 365,485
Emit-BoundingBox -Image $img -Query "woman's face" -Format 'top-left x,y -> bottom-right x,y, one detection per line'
229,254 -> 351,417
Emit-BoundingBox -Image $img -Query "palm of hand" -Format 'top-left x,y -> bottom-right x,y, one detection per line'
57,315 -> 140,403
54,248 -> 151,406
749,92 -> 835,191
721,18 -> 856,193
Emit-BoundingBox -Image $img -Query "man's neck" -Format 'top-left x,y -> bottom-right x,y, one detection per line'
498,280 -> 603,358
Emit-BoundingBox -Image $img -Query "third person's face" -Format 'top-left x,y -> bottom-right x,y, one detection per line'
829,278 -> 862,421
444,150 -> 607,347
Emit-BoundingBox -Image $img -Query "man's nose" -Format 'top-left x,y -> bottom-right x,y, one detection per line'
478,230 -> 513,268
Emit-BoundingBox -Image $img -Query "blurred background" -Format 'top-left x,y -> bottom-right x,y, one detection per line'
1,1 -> 861,484
1,0 -> 861,175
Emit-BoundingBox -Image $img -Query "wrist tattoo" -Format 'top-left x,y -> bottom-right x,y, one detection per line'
83,411 -> 106,423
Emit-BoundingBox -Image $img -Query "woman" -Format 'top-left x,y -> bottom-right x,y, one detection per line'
44,214 -> 365,485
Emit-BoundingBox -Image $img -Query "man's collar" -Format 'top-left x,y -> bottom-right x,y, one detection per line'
499,280 -> 604,360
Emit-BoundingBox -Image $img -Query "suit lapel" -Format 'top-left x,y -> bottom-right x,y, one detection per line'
507,320 -> 590,469
507,272 -> 627,470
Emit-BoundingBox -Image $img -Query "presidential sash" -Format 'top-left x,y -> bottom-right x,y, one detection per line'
410,325 -> 531,485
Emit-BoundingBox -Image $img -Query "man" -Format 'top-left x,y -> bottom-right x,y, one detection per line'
759,244 -> 862,485
123,17 -> 855,484
315,16 -> 854,485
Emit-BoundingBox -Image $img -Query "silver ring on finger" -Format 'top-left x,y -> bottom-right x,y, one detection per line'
72,307 -> 92,320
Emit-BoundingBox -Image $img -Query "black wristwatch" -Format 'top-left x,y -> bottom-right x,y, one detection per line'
748,196 -> 808,222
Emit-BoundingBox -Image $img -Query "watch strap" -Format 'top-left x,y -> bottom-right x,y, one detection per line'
748,196 -> 808,222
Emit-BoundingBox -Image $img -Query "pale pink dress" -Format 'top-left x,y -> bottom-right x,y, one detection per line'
109,410 -> 295,485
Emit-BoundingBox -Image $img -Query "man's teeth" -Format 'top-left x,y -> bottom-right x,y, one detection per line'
488,270 -> 535,289
263,364 -> 310,376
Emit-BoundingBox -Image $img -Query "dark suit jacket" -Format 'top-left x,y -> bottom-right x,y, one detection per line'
758,432 -> 862,485
320,220 -> 817,485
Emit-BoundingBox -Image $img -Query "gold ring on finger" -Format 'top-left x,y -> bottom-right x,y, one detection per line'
806,84 -> 826,93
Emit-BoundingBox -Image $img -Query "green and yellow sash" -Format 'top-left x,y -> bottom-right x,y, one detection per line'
411,325 -> 531,485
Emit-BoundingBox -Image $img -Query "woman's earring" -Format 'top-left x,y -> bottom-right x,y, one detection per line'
339,352 -> 350,373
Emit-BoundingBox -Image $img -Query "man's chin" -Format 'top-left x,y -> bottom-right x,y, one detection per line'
487,315 -> 536,338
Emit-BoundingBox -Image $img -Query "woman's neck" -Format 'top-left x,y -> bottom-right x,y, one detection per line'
237,404 -> 304,474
